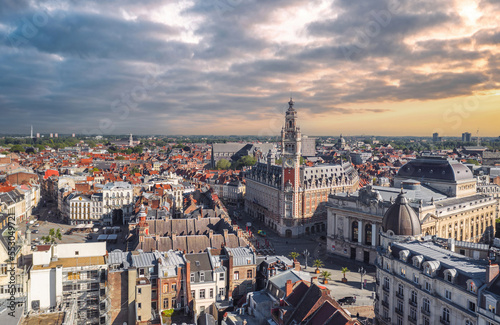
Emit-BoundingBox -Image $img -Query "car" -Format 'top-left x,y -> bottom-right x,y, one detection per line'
32,229 -> 39,234
33,223 -> 40,227
337,296 -> 356,305
257,230 -> 266,237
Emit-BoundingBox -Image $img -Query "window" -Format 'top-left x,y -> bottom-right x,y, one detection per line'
410,307 -> 416,320
163,299 -> 169,309
468,281 -> 476,293
425,281 -> 431,292
234,271 -> 239,280
447,273 -> 453,282
442,308 -> 450,322
468,301 -> 476,312
138,316 -> 141,321
219,273 -> 225,281
139,268 -> 145,276
191,290 -> 195,298
138,302 -> 142,309
411,290 -> 417,304
400,268 -> 406,277
397,299 -> 403,312
210,288 -> 214,298
200,272 -> 205,282
247,270 -> 253,278
423,298 -> 430,312
398,284 -> 404,296
199,289 -> 205,299
445,289 -> 451,300
191,273 -> 195,282
465,320 -> 474,325
488,303 -> 496,313
171,298 -> 176,308
163,284 -> 168,293
219,288 -> 225,296
171,284 -> 176,292
423,316 -> 430,325
384,277 -> 390,290
396,316 -> 403,325
413,274 -> 419,284
138,288 -> 142,294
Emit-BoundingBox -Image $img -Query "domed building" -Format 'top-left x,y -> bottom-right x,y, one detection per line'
382,190 -> 421,237
394,156 -> 476,198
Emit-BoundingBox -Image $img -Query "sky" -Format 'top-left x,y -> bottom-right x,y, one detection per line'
0,0 -> 499,137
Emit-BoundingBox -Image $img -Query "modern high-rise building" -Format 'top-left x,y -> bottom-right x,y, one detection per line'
462,132 -> 472,142
245,99 -> 359,238
432,132 -> 440,142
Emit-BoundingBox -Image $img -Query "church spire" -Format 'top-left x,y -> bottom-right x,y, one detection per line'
288,97 -> 294,111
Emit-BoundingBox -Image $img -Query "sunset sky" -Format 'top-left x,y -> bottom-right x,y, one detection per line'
1,0 -> 499,137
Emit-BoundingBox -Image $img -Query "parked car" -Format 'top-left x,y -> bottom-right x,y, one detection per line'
257,230 -> 267,237
33,223 -> 40,227
32,229 -> 39,234
337,296 -> 356,305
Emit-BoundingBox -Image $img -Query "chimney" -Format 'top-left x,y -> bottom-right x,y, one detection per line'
486,262 -> 500,284
208,230 -> 213,240
294,261 -> 301,271
285,279 -> 293,297
172,232 -> 177,241
312,277 -> 318,285
237,229 -> 243,238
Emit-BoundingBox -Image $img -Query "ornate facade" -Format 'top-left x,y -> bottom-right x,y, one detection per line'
245,99 -> 359,237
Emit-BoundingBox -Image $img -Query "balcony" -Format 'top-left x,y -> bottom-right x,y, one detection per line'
382,286 -> 390,293
395,308 -> 404,316
440,317 -> 450,325
381,300 -> 389,308
408,315 -> 417,323
421,307 -> 430,316
396,291 -> 404,299
408,299 -> 417,307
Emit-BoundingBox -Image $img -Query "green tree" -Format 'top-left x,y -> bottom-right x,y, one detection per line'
313,259 -> 324,273
130,167 -> 140,175
465,159 -> 480,166
42,228 -> 63,244
341,267 -> 350,281
115,156 -> 126,160
320,270 -> 332,284
10,144 -> 25,152
216,159 -> 231,170
132,146 -> 143,154
289,251 -> 300,261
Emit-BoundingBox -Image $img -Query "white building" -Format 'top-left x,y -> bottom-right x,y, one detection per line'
27,242 -> 108,323
102,182 -> 134,225
374,190 -> 499,325
186,253 -> 218,320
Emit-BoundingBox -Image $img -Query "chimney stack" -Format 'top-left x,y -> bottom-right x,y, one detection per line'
285,279 -> 293,297
294,261 -> 301,271
486,261 -> 500,284
312,277 -> 318,284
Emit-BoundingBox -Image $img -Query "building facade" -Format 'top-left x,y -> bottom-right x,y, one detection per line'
245,99 -> 359,237
102,182 -> 134,225
327,157 -> 498,265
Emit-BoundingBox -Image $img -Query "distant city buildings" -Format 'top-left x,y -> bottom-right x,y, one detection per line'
432,132 -> 442,142
463,132 -> 472,142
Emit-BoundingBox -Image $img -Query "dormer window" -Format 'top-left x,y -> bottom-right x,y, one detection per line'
200,272 -> 205,282
444,269 -> 457,283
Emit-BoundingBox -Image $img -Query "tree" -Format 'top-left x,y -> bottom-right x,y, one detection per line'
313,259 -> 324,274
10,144 -> 25,153
42,228 -> 62,244
341,267 -> 350,282
130,167 -> 140,175
321,270 -> 332,284
115,156 -> 126,160
216,159 -> 231,170
289,251 -> 299,261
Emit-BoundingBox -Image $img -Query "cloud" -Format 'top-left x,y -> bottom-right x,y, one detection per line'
0,0 -> 499,136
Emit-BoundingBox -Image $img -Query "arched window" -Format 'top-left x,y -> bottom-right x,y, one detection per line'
365,224 -> 372,245
410,290 -> 417,304
442,308 -> 450,322
352,221 -> 358,242
422,298 -> 430,312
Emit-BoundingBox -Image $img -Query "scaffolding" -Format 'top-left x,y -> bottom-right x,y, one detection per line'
61,266 -> 110,325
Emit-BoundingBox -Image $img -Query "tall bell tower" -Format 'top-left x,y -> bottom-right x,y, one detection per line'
281,98 -> 301,220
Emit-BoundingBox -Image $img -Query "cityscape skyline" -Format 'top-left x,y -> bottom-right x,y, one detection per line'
1,0 -> 499,136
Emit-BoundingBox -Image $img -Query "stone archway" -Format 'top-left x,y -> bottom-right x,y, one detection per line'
285,229 -> 292,238
112,209 -> 123,225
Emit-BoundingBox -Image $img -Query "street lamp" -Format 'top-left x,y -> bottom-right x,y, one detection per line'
358,267 -> 367,290
303,249 -> 310,270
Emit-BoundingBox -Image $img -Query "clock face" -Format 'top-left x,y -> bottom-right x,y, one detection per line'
285,158 -> 294,168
